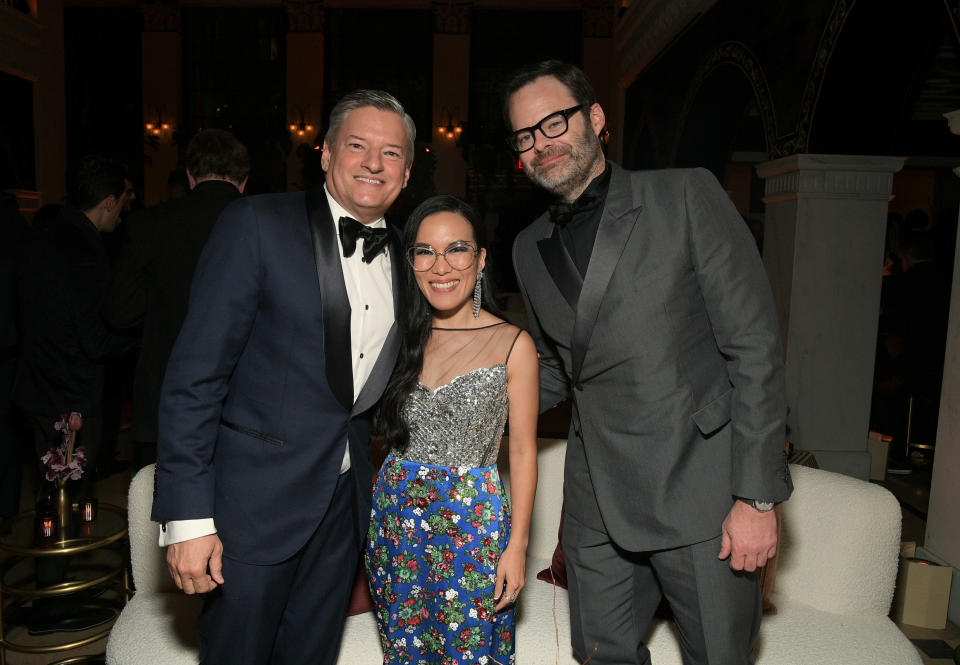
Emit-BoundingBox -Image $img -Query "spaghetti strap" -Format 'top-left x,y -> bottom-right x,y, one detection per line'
505,328 -> 523,364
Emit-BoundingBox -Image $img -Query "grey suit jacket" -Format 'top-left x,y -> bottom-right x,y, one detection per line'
513,163 -> 793,552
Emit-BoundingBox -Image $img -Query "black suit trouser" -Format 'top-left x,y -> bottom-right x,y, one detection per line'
197,469 -> 360,665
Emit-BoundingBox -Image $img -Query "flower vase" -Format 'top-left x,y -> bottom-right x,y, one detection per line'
57,484 -> 71,539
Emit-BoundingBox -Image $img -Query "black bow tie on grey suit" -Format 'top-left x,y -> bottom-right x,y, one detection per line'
548,189 -> 604,226
338,216 -> 390,263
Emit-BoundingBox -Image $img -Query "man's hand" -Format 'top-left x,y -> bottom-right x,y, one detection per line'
166,533 -> 225,594
718,501 -> 777,572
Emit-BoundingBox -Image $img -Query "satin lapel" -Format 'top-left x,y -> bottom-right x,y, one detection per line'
353,230 -> 403,416
536,224 -> 582,312
306,187 -> 354,411
570,166 -> 643,384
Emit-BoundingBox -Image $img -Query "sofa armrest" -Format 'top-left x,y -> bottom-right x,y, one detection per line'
774,465 -> 901,616
128,464 -> 180,595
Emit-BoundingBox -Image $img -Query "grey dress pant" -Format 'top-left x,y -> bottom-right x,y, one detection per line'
563,509 -> 762,665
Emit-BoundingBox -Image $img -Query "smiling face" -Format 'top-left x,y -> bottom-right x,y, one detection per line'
412,211 -> 486,322
508,75 -> 606,202
321,106 -> 412,223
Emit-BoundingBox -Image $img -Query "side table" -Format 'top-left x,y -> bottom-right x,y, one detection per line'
0,504 -> 129,665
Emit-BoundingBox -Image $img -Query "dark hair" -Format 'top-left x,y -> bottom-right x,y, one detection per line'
376,194 -> 503,450
501,60 -> 597,129
325,89 -> 417,166
185,129 -> 250,183
66,155 -> 127,211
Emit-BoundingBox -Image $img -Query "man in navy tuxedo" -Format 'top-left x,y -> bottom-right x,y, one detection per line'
152,90 -> 414,664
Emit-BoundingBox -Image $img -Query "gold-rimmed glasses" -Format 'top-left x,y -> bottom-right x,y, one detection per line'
406,241 -> 479,272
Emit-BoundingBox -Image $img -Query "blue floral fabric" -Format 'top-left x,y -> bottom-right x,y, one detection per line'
366,455 -> 515,665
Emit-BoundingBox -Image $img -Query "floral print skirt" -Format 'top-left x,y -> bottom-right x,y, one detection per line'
366,455 -> 515,665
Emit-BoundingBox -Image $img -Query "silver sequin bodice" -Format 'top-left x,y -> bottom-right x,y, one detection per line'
392,364 -> 508,467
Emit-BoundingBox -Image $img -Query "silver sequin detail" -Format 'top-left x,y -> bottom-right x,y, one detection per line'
392,364 -> 508,467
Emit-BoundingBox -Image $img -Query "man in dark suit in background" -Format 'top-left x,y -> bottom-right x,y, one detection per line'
15,155 -> 137,499
103,129 -> 249,470
506,61 -> 792,665
152,90 -> 413,664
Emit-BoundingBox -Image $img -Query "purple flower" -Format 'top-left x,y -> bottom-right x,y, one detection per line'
41,419 -> 88,485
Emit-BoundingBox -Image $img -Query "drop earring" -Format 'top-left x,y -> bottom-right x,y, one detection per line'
473,271 -> 483,319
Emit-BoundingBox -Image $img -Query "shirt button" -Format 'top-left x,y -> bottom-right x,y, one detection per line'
359,353 -> 364,359
365,305 -> 369,310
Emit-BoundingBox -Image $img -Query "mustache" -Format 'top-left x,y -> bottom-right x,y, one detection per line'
531,145 -> 572,168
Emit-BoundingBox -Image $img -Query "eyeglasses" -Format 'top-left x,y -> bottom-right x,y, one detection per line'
406,241 -> 479,272
505,104 -> 585,153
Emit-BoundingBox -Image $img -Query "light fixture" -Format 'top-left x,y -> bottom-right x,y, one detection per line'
144,105 -> 175,140
289,108 -> 316,138
599,128 -> 611,147
437,106 -> 465,141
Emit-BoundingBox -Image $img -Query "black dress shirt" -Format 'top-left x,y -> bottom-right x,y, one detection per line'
554,165 -> 612,278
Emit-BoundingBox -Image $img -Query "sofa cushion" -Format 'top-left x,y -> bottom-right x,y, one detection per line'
106,593 -> 202,665
756,596 -> 922,664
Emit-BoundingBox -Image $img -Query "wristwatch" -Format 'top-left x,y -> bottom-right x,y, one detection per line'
738,497 -> 776,512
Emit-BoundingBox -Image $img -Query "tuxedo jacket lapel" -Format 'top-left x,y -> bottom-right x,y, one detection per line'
570,166 -> 643,384
353,231 -> 403,416
536,227 -> 582,312
306,187 -> 354,411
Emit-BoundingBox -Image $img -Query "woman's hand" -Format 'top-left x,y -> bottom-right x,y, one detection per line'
493,542 -> 527,612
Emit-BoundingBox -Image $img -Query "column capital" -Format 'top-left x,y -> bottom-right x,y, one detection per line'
140,0 -> 180,33
946,109 -> 960,135
432,0 -> 472,35
756,154 -> 906,204
945,111 -> 960,178
284,0 -> 324,33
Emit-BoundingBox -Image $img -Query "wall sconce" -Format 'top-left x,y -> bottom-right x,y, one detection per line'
144,105 -> 174,140
437,107 -> 465,141
289,109 -> 316,138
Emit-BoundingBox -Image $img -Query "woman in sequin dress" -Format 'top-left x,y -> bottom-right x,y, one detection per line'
368,195 -> 539,665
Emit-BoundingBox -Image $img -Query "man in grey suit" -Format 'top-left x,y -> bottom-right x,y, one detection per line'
506,61 -> 793,665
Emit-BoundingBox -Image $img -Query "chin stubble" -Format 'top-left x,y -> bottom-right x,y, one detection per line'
527,129 -> 604,199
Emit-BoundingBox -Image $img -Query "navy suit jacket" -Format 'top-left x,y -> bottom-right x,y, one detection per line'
152,188 -> 402,565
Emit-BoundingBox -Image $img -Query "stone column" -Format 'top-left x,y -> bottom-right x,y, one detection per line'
431,1 -> 470,198
756,154 -> 905,479
141,0 -> 181,206
284,0 -> 324,191
921,109 -> 960,624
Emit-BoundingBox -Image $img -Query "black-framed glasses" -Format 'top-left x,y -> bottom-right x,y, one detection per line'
406,241 -> 480,272
505,104 -> 585,153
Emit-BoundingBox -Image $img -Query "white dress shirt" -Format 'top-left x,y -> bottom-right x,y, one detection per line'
159,185 -> 394,546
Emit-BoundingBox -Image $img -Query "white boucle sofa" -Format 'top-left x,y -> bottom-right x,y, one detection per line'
107,439 -> 921,665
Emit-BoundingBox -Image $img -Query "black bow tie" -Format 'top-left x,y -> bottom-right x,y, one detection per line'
338,216 -> 390,263
548,190 -> 602,226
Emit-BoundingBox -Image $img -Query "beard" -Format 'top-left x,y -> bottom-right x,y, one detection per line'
525,125 -> 604,200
